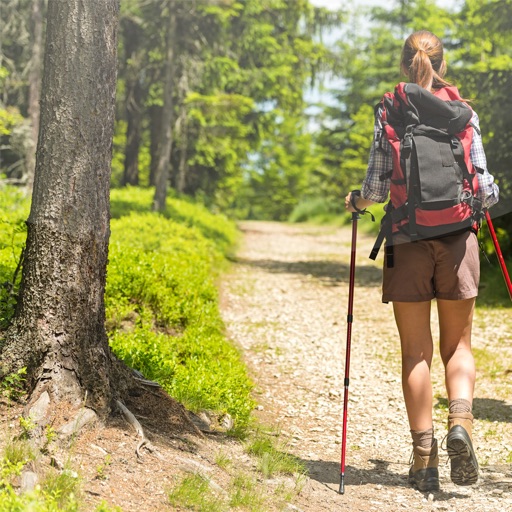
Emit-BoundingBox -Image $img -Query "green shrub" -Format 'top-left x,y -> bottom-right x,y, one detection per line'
106,199 -> 254,429
478,259 -> 512,306
0,186 -> 30,328
110,186 -> 238,255
288,197 -> 339,223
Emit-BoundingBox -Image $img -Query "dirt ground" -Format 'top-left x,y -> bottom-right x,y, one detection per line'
1,220 -> 511,511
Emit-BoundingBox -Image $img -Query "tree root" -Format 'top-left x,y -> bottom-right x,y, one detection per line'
133,376 -> 161,388
131,368 -> 161,388
115,399 -> 162,460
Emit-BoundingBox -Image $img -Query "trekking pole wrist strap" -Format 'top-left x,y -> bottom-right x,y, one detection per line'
350,190 -> 375,221
350,190 -> 364,212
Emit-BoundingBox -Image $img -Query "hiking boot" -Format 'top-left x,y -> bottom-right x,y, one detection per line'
408,439 -> 440,492
446,412 -> 479,486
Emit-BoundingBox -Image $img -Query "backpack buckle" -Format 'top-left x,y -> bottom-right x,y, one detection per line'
403,126 -> 413,150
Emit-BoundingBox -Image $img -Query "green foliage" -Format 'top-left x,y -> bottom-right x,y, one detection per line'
236,114 -> 322,220
288,197 -> 339,223
1,439 -> 35,478
110,120 -> 127,188
107,187 -> 254,429
110,186 -> 238,254
110,120 -> 151,188
338,103 -> 375,187
112,0 -> 340,215
19,415 -> 36,439
478,257 -> 512,306
0,458 -> 118,512
185,92 -> 255,211
94,502 -> 123,512
0,367 -> 26,401
41,468 -> 81,509
0,186 -> 30,329
0,450 -> 83,512
0,185 -> 253,430
0,96 -> 27,182
0,105 -> 24,137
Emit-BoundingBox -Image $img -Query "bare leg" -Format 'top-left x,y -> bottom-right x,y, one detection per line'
437,298 -> 476,402
393,301 -> 433,431
438,298 -> 478,486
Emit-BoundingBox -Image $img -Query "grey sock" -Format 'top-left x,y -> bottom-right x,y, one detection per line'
410,427 -> 434,450
449,398 -> 472,414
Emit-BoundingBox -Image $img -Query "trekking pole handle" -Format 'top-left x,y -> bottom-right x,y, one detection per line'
350,190 -> 375,222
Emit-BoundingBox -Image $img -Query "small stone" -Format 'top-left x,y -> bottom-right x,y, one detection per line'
219,413 -> 234,431
20,471 -> 38,493
428,493 -> 434,502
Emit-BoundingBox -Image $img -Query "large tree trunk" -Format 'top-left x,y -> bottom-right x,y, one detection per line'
152,0 -> 176,212
0,0 -> 121,421
25,0 -> 45,193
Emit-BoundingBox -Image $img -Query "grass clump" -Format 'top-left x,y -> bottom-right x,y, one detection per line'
245,429 -> 305,479
2,438 -> 36,473
167,473 -> 224,512
229,474 -> 265,511
0,457 -> 81,512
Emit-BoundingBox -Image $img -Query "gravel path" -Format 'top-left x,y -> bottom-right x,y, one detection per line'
221,220 -> 512,512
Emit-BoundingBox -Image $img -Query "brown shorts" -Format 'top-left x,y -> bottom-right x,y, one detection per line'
382,231 -> 480,303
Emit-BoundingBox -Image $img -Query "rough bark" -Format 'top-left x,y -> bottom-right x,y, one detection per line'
0,0 -> 122,419
25,0 -> 45,193
152,0 -> 177,212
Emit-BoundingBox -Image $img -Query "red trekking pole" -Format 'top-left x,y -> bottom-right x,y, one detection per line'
485,210 -> 512,300
339,211 -> 359,495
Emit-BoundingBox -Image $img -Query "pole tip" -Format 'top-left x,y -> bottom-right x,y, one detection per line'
339,474 -> 345,495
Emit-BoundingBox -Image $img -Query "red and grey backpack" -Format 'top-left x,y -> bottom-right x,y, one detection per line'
369,82 -> 483,266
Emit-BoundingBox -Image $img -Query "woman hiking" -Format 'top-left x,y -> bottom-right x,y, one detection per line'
345,30 -> 499,492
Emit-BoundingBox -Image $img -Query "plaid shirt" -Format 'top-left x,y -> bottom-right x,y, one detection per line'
361,109 -> 500,209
